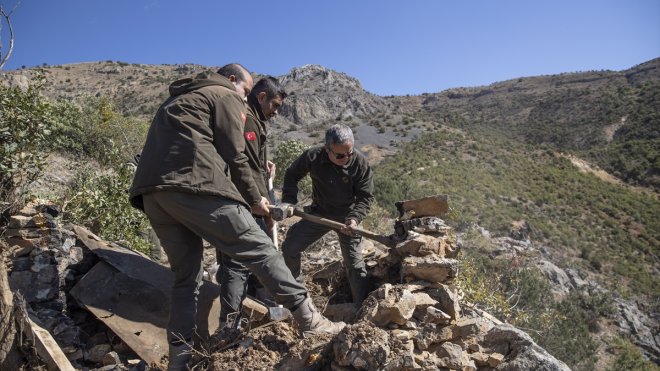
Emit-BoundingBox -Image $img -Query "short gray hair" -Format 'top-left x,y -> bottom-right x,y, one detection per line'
325,124 -> 354,146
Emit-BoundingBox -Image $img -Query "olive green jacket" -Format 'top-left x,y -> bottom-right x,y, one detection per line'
282,145 -> 374,223
243,94 -> 270,200
130,71 -> 261,209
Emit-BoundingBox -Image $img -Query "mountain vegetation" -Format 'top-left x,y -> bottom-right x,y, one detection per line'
1,58 -> 658,370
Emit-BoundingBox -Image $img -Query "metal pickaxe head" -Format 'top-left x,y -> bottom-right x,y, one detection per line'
242,296 -> 291,322
269,203 -> 294,221
268,306 -> 291,322
395,195 -> 449,220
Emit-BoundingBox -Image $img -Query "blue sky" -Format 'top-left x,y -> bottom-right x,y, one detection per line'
2,0 -> 659,95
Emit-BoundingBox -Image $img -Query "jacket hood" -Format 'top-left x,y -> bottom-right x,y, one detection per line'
169,71 -> 236,97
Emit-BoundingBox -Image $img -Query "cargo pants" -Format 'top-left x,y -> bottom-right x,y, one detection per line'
217,216 -> 271,324
142,191 -> 307,342
281,215 -> 370,304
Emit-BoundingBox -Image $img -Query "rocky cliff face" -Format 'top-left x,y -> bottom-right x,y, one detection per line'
278,64 -> 384,126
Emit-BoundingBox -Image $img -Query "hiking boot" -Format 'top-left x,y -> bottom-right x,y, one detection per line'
292,297 -> 346,337
167,341 -> 192,371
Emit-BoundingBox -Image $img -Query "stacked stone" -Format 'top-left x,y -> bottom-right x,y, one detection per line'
4,202 -> 125,367
330,216 -> 569,370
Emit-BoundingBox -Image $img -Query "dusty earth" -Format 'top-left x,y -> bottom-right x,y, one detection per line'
200,221 -> 358,371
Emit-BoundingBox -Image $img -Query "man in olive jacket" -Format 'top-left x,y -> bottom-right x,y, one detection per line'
218,76 -> 287,325
281,123 -> 374,304
130,64 -> 344,371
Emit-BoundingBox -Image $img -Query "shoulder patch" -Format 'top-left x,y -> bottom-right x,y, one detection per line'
245,131 -> 257,141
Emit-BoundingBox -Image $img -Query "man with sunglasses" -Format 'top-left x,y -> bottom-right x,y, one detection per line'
280,124 -> 374,304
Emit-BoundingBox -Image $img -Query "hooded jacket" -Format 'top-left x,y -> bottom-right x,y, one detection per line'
129,71 -> 261,209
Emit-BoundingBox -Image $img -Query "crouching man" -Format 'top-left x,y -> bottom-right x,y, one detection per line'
280,124 -> 374,305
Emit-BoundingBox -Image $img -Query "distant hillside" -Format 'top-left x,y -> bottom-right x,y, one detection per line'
398,58 -> 660,191
4,59 -> 658,189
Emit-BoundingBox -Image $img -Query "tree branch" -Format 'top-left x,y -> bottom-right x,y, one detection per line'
0,1 -> 21,70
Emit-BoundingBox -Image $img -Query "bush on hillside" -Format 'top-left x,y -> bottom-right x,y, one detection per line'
54,98 -> 151,254
52,96 -> 149,165
272,139 -> 311,199
458,246 -> 603,370
60,162 -> 151,254
607,337 -> 660,371
0,75 -> 78,216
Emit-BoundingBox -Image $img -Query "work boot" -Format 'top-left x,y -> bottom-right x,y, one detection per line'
167,340 -> 192,371
292,297 -> 346,338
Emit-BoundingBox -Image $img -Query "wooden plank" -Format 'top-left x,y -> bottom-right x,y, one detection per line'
21,315 -> 76,371
395,194 -> 449,220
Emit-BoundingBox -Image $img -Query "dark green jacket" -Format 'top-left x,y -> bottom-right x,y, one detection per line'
282,145 -> 374,223
129,71 -> 261,209
244,94 -> 270,199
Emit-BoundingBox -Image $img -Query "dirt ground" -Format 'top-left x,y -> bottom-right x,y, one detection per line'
198,221 -> 377,371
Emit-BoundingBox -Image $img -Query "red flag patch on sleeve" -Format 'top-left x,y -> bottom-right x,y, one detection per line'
245,131 -> 257,141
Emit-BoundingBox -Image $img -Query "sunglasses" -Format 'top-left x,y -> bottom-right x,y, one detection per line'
328,147 -> 354,160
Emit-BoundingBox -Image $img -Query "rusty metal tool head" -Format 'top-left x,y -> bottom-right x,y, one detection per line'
395,195 -> 448,220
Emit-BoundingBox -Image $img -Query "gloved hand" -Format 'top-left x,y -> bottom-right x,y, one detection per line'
270,203 -> 294,221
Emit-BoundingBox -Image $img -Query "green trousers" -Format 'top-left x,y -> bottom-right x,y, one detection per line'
281,216 -> 370,304
142,191 -> 307,342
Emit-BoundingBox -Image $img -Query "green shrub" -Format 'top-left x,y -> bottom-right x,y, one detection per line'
0,75 -> 78,215
52,96 -> 148,165
50,95 -> 151,254
60,163 -> 151,254
607,337 -> 659,371
272,139 -> 311,198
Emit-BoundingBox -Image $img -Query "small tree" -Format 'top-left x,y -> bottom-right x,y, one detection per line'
0,76 -> 77,216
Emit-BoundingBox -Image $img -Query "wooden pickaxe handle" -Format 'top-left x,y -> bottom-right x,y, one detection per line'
270,205 -> 395,247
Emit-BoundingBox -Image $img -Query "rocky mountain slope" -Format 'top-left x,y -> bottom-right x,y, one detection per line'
2,59 -> 658,369
5,58 -> 658,185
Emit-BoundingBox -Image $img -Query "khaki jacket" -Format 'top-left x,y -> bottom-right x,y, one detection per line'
130,71 -> 261,209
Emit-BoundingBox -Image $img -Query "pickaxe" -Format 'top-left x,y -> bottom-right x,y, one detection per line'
269,195 -> 449,248
269,205 -> 397,248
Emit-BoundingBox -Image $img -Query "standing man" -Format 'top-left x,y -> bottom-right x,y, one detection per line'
218,76 -> 286,327
280,124 -> 374,305
130,64 -> 344,371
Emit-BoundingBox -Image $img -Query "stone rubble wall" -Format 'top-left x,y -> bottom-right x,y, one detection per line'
328,217 -> 571,370
4,202 -> 141,369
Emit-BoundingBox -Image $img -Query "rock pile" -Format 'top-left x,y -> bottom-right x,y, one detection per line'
4,202 -> 571,370
321,216 -> 571,370
4,202 -> 143,369
211,216 -> 571,370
